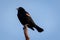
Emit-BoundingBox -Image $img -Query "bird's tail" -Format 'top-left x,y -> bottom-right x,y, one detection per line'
35,25 -> 44,32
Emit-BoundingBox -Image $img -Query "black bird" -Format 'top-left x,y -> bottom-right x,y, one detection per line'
17,7 -> 44,32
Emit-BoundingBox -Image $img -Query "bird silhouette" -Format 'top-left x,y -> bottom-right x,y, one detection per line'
17,7 -> 44,32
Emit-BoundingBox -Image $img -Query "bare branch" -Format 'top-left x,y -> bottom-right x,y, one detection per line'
23,24 -> 30,40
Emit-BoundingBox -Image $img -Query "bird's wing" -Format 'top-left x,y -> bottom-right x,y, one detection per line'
26,12 -> 36,26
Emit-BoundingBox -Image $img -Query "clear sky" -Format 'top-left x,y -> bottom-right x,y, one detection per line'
0,0 -> 60,40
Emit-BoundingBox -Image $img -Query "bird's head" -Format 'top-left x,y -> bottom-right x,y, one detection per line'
17,7 -> 25,12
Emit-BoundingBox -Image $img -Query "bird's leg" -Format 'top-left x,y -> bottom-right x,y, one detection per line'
23,24 -> 30,40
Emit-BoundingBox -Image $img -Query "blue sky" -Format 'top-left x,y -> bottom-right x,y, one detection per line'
0,0 -> 60,40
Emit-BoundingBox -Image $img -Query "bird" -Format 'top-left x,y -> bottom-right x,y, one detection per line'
17,7 -> 44,32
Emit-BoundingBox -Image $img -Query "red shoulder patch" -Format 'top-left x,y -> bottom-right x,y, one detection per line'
26,13 -> 30,16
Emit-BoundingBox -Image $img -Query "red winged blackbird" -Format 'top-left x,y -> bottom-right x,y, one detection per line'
17,7 -> 44,32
